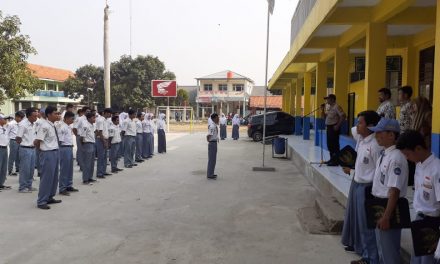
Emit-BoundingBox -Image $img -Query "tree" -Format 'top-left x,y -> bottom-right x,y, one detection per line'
63,64 -> 104,107
0,11 -> 40,103
174,89 -> 189,106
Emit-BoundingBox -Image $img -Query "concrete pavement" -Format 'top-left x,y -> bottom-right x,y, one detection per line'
0,132 -> 354,264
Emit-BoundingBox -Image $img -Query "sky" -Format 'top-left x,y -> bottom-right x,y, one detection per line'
1,0 -> 299,85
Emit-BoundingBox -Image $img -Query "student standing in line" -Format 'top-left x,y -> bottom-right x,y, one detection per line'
135,112 -> 145,163
157,113 -> 167,153
369,118 -> 408,264
231,114 -> 240,140
95,108 -> 112,179
342,111 -> 382,264
141,113 -> 151,159
397,130 -> 440,264
79,112 -> 97,185
57,111 -> 78,196
219,113 -> 227,140
17,107 -> 38,193
150,114 -> 155,156
207,113 -> 219,180
0,114 -> 12,190
122,109 -> 137,168
72,108 -> 85,169
35,106 -> 62,210
7,111 -> 24,176
109,115 -> 123,173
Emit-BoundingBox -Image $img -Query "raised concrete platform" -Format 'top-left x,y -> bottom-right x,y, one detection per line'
281,134 -> 416,262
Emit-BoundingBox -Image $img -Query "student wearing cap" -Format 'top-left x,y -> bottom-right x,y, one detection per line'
342,111 -> 382,264
57,111 -> 78,196
0,114 -> 12,190
135,112 -> 145,163
7,111 -> 24,176
17,107 -> 38,193
396,130 -> 440,264
320,94 -> 346,166
95,108 -> 112,179
369,118 -> 408,264
207,113 -> 219,180
122,109 -> 137,168
35,106 -> 62,210
79,112 -> 97,184
109,115 -> 123,173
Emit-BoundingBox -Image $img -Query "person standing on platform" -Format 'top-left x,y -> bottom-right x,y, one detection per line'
320,94 -> 346,166
231,114 -> 240,140
135,112 -> 145,163
342,111 -> 382,264
0,114 -> 12,190
7,111 -> 24,176
157,113 -> 167,153
79,112 -> 97,185
57,111 -> 78,196
109,115 -> 123,173
396,130 -> 440,264
95,108 -> 112,179
35,106 -> 61,210
17,107 -> 38,193
377,88 -> 396,119
122,109 -> 137,168
207,113 -> 219,180
369,118 -> 408,264
219,114 -> 227,140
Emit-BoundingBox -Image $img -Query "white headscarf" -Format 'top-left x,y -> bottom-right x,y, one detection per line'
232,114 -> 240,125
220,114 -> 227,125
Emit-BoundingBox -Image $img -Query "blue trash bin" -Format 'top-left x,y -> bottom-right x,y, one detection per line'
273,137 -> 286,154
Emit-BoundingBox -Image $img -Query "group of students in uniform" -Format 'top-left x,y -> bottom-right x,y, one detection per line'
0,105 -> 168,210
340,111 -> 440,263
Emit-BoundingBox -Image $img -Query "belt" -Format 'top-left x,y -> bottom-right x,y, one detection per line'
41,149 -> 58,152
417,212 -> 440,218
9,138 -> 16,141
111,142 -> 120,145
125,135 -> 136,137
83,142 -> 94,144
209,141 -> 218,143
137,133 -> 143,135
0,146 -> 7,149
60,145 -> 73,147
20,145 -> 35,149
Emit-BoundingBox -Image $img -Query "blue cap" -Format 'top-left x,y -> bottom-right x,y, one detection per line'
368,118 -> 400,133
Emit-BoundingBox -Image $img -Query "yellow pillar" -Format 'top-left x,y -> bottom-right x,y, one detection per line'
285,83 -> 292,114
431,0 -> 440,157
294,78 -> 302,135
282,88 -> 287,111
303,72 -> 312,139
402,45 -> 418,94
333,47 -> 349,113
314,62 -> 327,146
365,23 -> 387,111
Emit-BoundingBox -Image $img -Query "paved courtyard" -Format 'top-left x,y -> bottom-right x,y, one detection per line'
0,132 -> 354,264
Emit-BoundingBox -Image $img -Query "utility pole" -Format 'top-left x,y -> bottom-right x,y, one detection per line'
104,1 -> 111,108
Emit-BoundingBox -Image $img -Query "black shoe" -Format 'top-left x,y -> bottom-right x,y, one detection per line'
47,199 -> 62,204
97,175 -> 106,179
89,179 -> 97,183
350,259 -> 369,264
66,187 -> 79,192
0,185 -> 11,190
132,164 -> 138,166
344,246 -> 355,252
104,173 -> 112,176
116,168 -> 123,171
135,159 -> 144,163
207,175 -> 217,180
59,191 -> 70,196
38,204 -> 50,210
111,169 -> 119,173
125,165 -> 132,168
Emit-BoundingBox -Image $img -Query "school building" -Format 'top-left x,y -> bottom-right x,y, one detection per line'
268,0 -> 440,157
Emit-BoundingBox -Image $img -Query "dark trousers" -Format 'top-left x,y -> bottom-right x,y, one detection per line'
326,124 -> 340,161
207,142 -> 217,177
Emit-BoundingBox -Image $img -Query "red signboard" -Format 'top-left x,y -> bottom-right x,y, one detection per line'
151,80 -> 177,97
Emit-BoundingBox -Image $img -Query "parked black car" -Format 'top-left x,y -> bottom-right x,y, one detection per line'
247,111 -> 295,141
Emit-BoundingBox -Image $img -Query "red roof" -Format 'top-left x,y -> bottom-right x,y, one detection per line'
249,96 -> 282,109
27,64 -> 74,82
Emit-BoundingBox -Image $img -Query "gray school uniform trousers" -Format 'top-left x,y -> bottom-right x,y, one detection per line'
0,147 -> 8,186
59,146 -> 73,193
76,136 -> 83,169
95,139 -> 107,176
110,143 -> 120,169
8,139 -> 19,173
207,141 -> 217,177
18,147 -> 35,191
375,227 -> 401,264
123,135 -> 136,166
82,143 -> 95,182
37,149 -> 59,205
150,133 -> 154,155
136,133 -> 143,160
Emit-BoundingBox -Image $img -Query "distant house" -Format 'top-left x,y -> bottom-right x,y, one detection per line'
0,64 -> 81,114
249,96 -> 282,115
195,70 -> 254,118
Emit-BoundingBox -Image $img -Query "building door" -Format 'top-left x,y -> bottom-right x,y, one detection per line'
419,46 -> 435,103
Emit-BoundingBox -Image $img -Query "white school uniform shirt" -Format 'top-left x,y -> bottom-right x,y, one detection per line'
135,119 -> 143,134
56,121 -> 73,146
122,118 -> 137,136
73,115 -> 86,130
0,125 -> 8,146
35,119 -> 59,151
79,121 -> 96,143
207,123 -> 219,142
142,119 -> 151,133
413,154 -> 440,217
17,119 -> 35,147
157,119 -> 166,130
219,117 -> 227,125
6,119 -> 18,140
353,133 -> 383,183
95,115 -> 109,139
109,123 -> 122,144
372,145 -> 409,198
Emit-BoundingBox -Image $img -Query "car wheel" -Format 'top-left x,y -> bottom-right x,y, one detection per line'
252,131 -> 263,142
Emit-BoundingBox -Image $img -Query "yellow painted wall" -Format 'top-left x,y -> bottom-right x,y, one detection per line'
349,80 -> 365,116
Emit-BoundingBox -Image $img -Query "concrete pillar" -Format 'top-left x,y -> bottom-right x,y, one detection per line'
334,47 -> 349,114
295,78 -> 302,135
303,72 -> 312,140
365,23 -> 387,111
243,97 -> 246,116
315,62 -> 327,146
402,45 -> 418,97
431,0 -> 440,157
226,103 -> 230,115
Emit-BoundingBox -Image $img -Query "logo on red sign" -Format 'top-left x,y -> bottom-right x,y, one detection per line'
151,80 -> 177,97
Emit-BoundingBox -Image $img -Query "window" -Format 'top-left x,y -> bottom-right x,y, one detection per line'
204,84 -> 212,91
219,84 -> 228,91
233,84 -> 243,92
47,83 -> 56,91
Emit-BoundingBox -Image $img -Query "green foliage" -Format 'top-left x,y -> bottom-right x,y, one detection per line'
0,11 -> 41,103
174,89 -> 189,106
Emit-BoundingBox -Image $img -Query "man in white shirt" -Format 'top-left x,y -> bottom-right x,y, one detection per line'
135,112 -> 145,163
35,106 -> 62,210
122,109 -> 137,168
109,115 -> 123,173
95,108 -> 113,178
17,107 -> 38,193
0,114 -> 12,190
73,107 -> 90,171
396,130 -> 440,263
57,111 -> 78,196
207,113 -> 219,180
369,118 -> 408,264
79,112 -> 97,184
342,111 -> 382,264
7,111 -> 24,176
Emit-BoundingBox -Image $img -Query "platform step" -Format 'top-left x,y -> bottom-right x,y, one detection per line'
315,196 -> 345,234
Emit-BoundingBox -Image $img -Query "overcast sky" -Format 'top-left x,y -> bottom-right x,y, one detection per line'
1,0 -> 298,85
